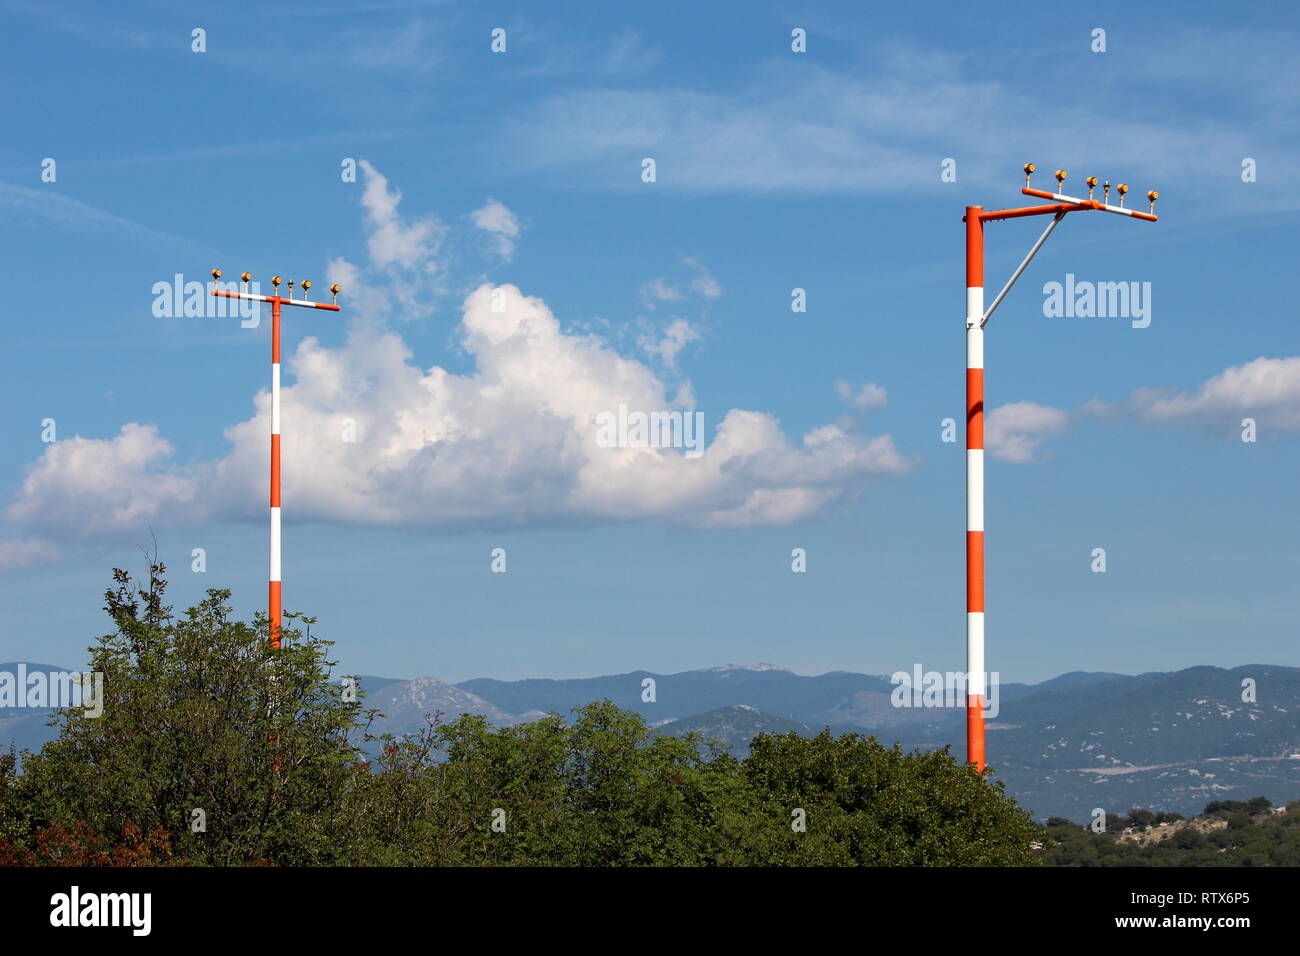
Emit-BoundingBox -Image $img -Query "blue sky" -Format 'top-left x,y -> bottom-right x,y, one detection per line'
0,0 -> 1297,684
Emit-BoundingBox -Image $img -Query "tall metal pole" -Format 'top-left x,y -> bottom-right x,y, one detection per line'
269,295 -> 282,649
964,207 -> 986,772
959,167 -> 1158,773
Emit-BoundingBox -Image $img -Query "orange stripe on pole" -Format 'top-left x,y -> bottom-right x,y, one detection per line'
966,698 -> 985,771
965,207 -> 983,287
269,580 -> 283,650
966,369 -> 983,448
270,434 -> 281,507
966,531 -> 984,612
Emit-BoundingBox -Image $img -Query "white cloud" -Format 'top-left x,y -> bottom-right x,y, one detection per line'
470,198 -> 522,261
636,259 -> 720,368
7,424 -> 200,538
641,277 -> 683,303
836,381 -> 887,414
514,25 -> 661,79
355,159 -> 447,319
979,357 -> 1300,463
1129,357 -> 1300,432
685,258 -> 722,299
194,283 -> 911,531
639,318 -> 700,371
8,164 -> 912,542
0,537 -> 60,572
0,182 -> 213,253
360,159 -> 443,269
641,259 -> 721,307
985,402 -> 1069,464
506,31 -> 1300,211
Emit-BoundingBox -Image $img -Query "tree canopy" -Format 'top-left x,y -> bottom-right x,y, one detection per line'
0,564 -> 1043,867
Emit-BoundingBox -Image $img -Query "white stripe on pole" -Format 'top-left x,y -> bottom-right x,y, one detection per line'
270,506 -> 282,582
966,450 -> 984,531
966,288 -> 983,329
967,613 -> 985,696
271,364 -> 281,435
966,324 -> 983,366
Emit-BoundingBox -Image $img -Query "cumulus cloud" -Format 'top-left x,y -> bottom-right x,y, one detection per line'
470,198 -> 522,260
195,283 -> 912,531
7,164 -> 912,542
1128,357 -> 1300,433
356,159 -> 447,318
7,424 -> 200,537
982,357 -> 1300,464
984,402 -> 1070,464
360,160 -> 442,269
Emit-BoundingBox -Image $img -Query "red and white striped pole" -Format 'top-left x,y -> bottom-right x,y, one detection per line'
959,167 -> 1158,773
269,294 -> 282,649
965,207 -> 986,772
210,272 -> 341,649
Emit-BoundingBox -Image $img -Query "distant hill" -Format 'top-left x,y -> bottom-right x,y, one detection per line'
356,675 -> 546,749
655,705 -> 815,755
967,664 -> 1300,820
6,660 -> 1300,821
459,664 -> 952,732
458,662 -> 1300,819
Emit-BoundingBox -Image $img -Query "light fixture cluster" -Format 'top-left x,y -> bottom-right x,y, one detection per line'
1023,162 -> 1159,213
211,269 -> 342,303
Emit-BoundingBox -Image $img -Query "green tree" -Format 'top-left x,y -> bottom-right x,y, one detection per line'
3,565 -> 1050,868
12,562 -> 373,865
734,731 -> 1043,866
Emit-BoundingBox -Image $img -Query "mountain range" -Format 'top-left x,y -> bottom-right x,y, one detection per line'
5,660 -> 1299,821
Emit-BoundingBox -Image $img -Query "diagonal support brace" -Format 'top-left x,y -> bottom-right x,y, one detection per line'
980,210 -> 1066,328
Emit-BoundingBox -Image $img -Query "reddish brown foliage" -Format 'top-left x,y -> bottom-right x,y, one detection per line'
0,821 -> 178,867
